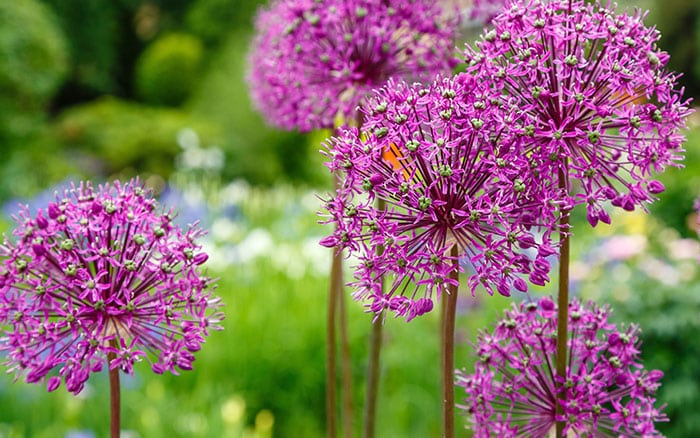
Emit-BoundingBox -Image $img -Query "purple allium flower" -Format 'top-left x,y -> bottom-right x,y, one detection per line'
320,74 -> 560,320
247,0 -> 459,132
0,180 -> 224,394
456,297 -> 667,437
463,0 -> 692,227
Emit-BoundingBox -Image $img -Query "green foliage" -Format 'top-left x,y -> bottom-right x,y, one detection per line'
0,134 -> 80,203
185,0 -> 267,46
0,0 -> 68,143
136,33 -> 204,106
575,215 -> 700,437
52,97 -> 219,178
40,0 -> 120,95
649,115 -> 700,236
188,33 -> 327,186
649,0 -> 700,98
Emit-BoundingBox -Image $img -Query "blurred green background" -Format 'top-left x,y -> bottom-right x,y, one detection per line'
0,0 -> 698,436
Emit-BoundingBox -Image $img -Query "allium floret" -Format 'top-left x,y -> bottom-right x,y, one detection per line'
247,0 -> 459,131
456,297 -> 667,437
320,74 -> 560,320
0,179 -> 224,394
464,0 -> 692,227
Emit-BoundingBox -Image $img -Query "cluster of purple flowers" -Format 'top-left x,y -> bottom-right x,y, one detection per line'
0,180 -> 223,394
456,297 -> 667,437
320,74 -> 562,320
464,0 -> 691,226
309,0 -> 690,430
247,0 -> 459,131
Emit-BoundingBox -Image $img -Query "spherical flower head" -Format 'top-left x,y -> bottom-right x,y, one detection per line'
0,179 -> 224,394
456,297 -> 667,437
247,0 -> 459,131
320,74 -> 561,320
463,0 -> 692,227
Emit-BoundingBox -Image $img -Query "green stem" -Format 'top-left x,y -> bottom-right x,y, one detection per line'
326,173 -> 343,438
362,199 -> 386,438
327,244 -> 341,438
555,166 -> 571,438
339,281 -> 354,437
108,352 -> 121,438
362,315 -> 383,438
442,245 -> 459,438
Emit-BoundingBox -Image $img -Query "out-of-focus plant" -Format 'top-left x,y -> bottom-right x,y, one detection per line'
650,113 -> 700,236
573,210 -> 700,437
649,0 -> 699,99
52,97 -> 220,178
186,0 -> 266,46
136,33 -> 204,106
40,0 -> 120,98
40,0 -> 196,103
0,0 -> 67,143
189,34 -> 324,186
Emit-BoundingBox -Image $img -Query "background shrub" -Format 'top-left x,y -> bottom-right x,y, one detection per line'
136,33 -> 204,106
0,0 -> 67,143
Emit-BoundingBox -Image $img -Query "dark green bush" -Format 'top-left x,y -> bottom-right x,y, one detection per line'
649,0 -> 700,99
0,0 -> 68,143
41,0 -> 121,97
136,33 -> 204,106
185,0 -> 267,46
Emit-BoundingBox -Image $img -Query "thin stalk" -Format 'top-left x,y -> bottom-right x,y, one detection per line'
339,278 -> 354,438
442,245 -> 459,438
327,173 -> 343,438
439,286 -> 447,430
108,351 -> 121,438
555,165 -> 571,438
362,314 -> 383,438
362,198 -> 386,438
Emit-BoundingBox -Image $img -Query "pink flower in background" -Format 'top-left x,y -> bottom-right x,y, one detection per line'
247,0 -> 459,131
0,180 -> 223,394
597,235 -> 647,262
468,0 -> 508,25
464,0 -> 692,227
456,297 -> 667,437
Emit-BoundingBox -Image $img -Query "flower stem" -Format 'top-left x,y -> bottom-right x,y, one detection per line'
555,167 -> 571,438
339,281 -> 354,437
327,242 -> 341,438
362,316 -> 383,438
326,170 -> 352,438
363,198 -> 386,438
108,352 -> 121,438
442,245 -> 459,438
